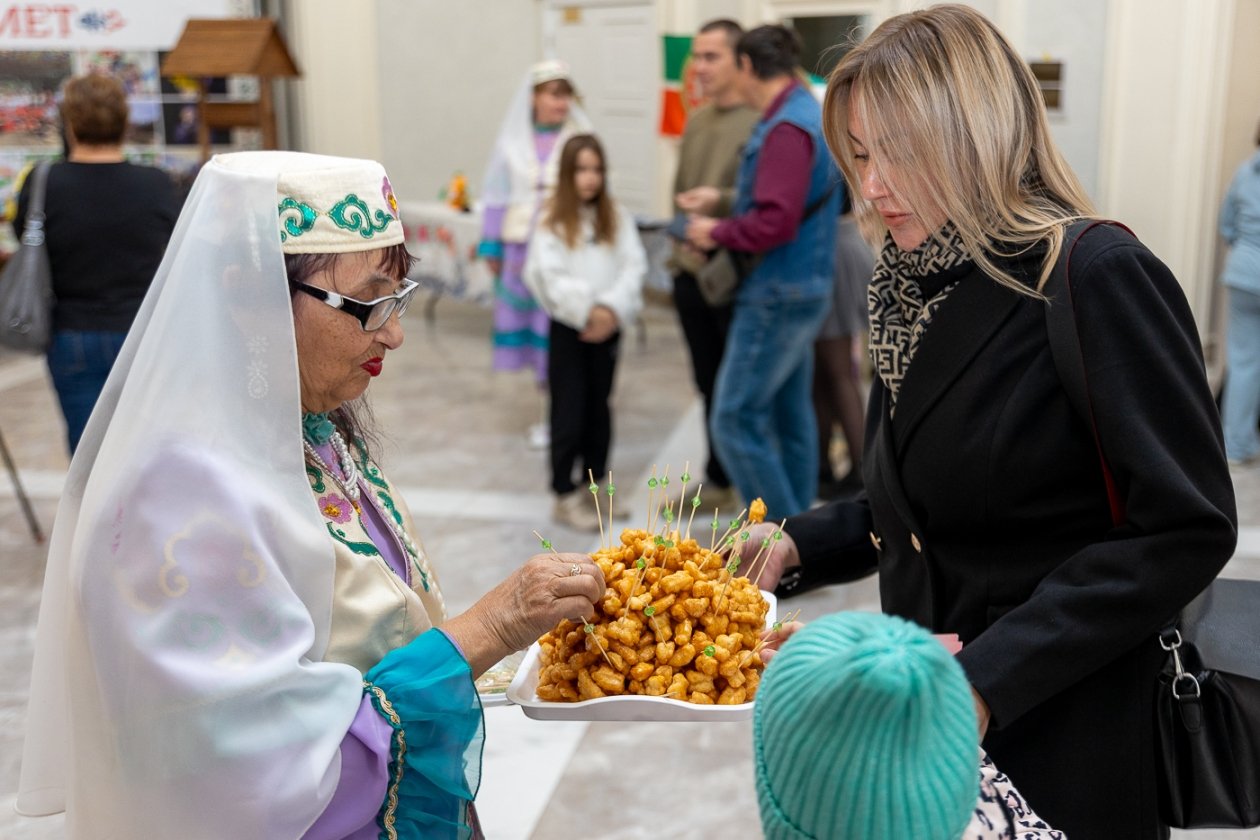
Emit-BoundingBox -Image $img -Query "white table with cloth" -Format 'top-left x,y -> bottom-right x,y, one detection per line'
397,200 -> 672,321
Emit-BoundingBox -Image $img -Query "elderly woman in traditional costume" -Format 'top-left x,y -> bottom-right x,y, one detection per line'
18,152 -> 605,840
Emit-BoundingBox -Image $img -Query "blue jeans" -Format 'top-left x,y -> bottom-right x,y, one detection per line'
1222,285 -> 1260,462
47,329 -> 128,454
710,296 -> 830,517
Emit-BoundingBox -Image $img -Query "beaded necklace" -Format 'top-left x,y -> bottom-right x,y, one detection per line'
301,412 -> 423,562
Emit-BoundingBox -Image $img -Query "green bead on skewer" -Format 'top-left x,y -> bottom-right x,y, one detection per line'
681,471 -> 691,483
703,645 -> 716,657
588,480 -> 599,495
644,603 -> 664,638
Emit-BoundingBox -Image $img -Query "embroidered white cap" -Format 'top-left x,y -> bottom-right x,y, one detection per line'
530,58 -> 574,88
216,150 -> 404,254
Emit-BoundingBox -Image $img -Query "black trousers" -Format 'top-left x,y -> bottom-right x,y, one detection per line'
548,320 -> 620,495
672,271 -> 733,488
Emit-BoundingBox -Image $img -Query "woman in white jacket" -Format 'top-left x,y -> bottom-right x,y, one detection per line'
524,134 -> 646,529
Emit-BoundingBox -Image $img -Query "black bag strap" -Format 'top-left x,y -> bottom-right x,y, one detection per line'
1043,219 -> 1133,529
1042,219 -> 1189,650
20,161 -> 51,246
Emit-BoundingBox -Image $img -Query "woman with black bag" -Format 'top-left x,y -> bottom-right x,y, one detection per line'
13,74 -> 178,454
740,6 -> 1238,838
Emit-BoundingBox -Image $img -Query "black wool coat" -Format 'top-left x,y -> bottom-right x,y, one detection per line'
786,224 -> 1238,840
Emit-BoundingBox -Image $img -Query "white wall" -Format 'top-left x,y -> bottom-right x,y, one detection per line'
374,0 -> 542,208
283,0 -> 383,161
1013,1 -> 1108,200
1098,0 -> 1236,329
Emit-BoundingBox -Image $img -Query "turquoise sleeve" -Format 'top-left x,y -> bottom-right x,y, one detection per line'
476,239 -> 504,260
363,628 -> 484,840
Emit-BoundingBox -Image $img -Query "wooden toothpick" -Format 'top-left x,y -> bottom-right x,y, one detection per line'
685,483 -> 703,542
747,519 -> 788,584
588,469 -> 606,550
676,461 -> 690,538
646,465 -> 659,533
605,471 -> 615,539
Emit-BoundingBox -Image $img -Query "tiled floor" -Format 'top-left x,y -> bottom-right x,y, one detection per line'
1,297 -> 1257,839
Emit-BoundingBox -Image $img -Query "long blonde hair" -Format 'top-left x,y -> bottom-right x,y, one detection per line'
823,4 -> 1095,294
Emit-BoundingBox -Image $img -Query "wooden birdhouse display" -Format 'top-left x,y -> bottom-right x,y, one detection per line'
160,18 -> 300,161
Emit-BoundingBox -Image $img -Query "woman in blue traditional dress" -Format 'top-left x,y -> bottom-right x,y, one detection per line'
18,152 -> 605,840
479,60 -> 594,448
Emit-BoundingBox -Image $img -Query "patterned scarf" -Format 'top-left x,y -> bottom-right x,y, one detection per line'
868,223 -> 973,414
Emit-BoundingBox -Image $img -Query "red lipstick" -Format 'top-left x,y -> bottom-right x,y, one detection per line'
361,357 -> 383,377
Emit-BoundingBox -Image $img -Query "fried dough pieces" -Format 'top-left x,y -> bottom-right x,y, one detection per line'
536,528 -> 770,705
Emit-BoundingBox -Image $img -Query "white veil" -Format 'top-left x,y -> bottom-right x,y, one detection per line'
18,152 -> 367,839
479,62 -> 594,212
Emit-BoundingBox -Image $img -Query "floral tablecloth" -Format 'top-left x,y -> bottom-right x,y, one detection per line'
398,200 -> 495,306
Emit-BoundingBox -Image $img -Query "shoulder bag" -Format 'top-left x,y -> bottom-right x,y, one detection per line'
0,161 -> 54,353
1045,219 -> 1260,829
695,179 -> 840,307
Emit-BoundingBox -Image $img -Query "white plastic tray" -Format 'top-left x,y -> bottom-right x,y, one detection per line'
506,591 -> 776,721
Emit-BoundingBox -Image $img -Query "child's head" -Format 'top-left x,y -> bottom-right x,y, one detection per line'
557,133 -> 606,204
754,612 -> 979,840
547,133 -> 616,248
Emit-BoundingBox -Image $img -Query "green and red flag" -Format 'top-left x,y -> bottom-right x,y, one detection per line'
660,34 -> 705,137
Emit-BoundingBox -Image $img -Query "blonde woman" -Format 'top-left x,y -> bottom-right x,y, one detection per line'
745,6 -> 1236,838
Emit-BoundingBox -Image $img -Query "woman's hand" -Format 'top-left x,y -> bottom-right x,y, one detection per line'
758,620 -> 804,665
972,686 -> 991,738
676,186 -> 720,215
579,305 -> 618,343
443,553 -> 606,676
733,522 -> 802,591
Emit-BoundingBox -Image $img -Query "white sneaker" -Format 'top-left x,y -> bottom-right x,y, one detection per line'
553,491 -> 600,532
527,422 -> 550,450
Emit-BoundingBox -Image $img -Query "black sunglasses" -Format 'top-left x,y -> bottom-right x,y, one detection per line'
291,278 -> 418,331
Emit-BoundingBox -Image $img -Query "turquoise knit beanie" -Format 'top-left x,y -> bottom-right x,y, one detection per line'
753,612 -> 978,840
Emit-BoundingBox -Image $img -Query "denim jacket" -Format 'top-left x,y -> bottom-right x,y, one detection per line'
732,85 -> 840,305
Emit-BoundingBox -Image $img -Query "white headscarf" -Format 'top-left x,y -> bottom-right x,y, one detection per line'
18,152 -> 394,839
479,59 -> 594,235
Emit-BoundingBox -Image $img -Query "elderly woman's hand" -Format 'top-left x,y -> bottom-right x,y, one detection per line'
442,552 -> 606,677
733,522 -> 802,591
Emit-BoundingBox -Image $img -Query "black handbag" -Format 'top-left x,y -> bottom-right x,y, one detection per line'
0,161 -> 54,353
1046,219 -> 1260,829
1156,580 -> 1260,827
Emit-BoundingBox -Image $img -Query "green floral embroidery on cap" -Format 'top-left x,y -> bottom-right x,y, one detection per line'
329,193 -> 395,239
277,193 -> 394,243
278,197 -> 317,242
